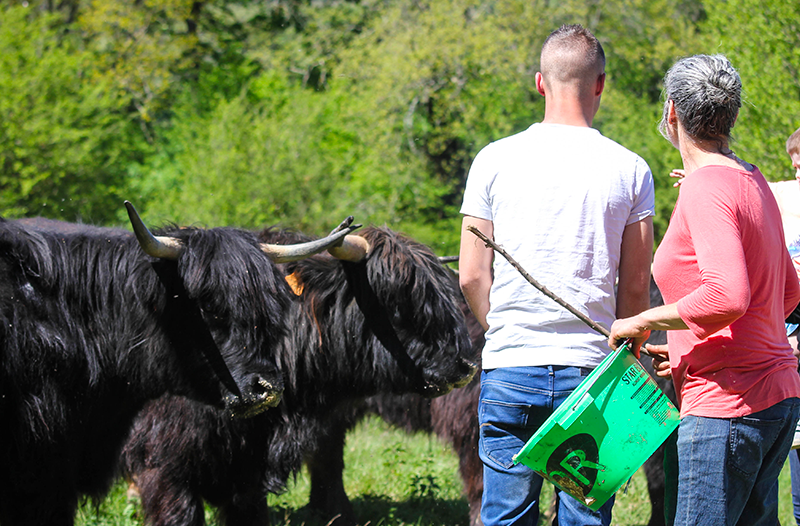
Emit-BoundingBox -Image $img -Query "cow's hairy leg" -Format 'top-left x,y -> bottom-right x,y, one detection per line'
0,465 -> 78,526
0,497 -> 77,526
307,422 -> 356,526
455,437 -> 484,526
643,445 -> 667,526
217,490 -> 269,526
137,469 -> 206,526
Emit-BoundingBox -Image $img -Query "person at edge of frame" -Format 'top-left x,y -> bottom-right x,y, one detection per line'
767,125 -> 800,526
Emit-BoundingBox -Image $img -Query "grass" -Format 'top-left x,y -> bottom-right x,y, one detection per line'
77,416 -> 797,526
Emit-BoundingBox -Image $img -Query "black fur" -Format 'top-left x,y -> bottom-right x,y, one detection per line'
306,298 -> 484,526
120,226 -> 477,526
0,217 -> 289,526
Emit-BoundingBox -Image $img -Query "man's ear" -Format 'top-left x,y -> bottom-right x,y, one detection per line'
535,72 -> 546,97
595,72 -> 606,96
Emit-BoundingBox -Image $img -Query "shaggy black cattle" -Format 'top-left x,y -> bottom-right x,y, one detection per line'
305,295 -> 485,526
0,206 -> 356,526
306,277 -> 677,526
302,293 -> 483,526
120,226 -> 478,526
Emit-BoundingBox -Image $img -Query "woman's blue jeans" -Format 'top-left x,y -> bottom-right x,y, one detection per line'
665,397 -> 800,526
478,366 -> 614,526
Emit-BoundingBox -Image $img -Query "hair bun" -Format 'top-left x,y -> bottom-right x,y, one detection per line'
706,70 -> 739,105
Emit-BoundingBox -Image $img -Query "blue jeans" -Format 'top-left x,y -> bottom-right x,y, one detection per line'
478,366 -> 614,526
790,448 -> 800,526
667,397 -> 800,526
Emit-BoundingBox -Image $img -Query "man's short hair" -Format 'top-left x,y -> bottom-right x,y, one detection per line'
787,127 -> 800,156
540,24 -> 605,88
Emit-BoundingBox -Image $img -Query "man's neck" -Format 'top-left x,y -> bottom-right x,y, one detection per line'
541,96 -> 597,128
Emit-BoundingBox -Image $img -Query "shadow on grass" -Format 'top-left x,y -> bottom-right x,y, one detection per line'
269,495 -> 471,526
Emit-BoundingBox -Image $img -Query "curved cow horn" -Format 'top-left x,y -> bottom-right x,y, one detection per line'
323,216 -> 370,262
260,216 -> 365,263
327,235 -> 370,262
125,201 -> 184,260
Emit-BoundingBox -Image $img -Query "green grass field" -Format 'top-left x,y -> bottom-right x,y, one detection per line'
76,416 -> 797,526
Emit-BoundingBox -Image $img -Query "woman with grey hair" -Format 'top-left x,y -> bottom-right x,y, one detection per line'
609,54 -> 800,525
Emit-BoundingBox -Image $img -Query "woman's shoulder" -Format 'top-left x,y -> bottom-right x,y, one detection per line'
685,164 -> 759,189
676,166 -> 746,211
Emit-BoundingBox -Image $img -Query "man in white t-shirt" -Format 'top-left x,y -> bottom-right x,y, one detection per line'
459,24 -> 655,526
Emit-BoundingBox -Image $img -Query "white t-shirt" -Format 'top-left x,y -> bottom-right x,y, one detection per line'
461,123 -> 655,369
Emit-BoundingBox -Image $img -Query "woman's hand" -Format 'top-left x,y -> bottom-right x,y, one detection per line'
643,343 -> 672,379
608,315 -> 651,358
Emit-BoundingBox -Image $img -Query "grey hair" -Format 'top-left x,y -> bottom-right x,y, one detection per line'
658,54 -> 741,150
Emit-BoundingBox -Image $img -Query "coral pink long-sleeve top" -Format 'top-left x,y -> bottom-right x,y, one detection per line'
653,164 -> 800,418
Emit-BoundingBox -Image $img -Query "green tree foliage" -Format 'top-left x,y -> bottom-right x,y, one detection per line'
0,4 -> 144,223
330,1 -> 546,251
333,0 -> 703,247
700,0 -> 800,181
2,0 -> 799,252
131,70 -> 364,234
77,0 -> 200,139
241,0 -> 381,91
592,0 -> 703,242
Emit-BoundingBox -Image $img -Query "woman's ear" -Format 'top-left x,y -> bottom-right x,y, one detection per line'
667,99 -> 677,125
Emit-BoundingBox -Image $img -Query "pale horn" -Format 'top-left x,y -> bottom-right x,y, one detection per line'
126,201 -> 363,262
318,216 -> 369,262
125,200 -> 184,260
261,216 -> 364,263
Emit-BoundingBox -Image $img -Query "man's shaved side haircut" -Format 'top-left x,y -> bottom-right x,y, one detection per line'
540,24 -> 605,88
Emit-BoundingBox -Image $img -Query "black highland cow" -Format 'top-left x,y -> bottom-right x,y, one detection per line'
0,206 -> 355,526
306,295 -> 484,526
120,226 -> 478,526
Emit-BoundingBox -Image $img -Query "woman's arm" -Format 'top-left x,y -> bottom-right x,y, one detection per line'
668,171 -> 750,337
609,303 -> 688,356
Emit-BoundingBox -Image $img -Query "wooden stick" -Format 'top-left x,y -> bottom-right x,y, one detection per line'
466,225 -> 656,358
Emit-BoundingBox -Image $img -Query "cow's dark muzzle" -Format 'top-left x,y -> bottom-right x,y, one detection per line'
223,374 -> 283,418
420,356 -> 477,398
453,357 -> 478,388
